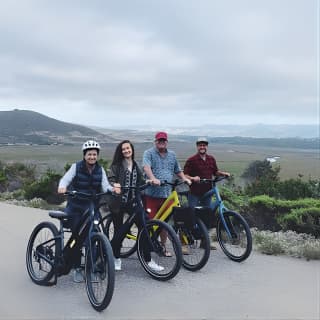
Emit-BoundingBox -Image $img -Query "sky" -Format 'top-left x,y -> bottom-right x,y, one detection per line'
0,0 -> 319,129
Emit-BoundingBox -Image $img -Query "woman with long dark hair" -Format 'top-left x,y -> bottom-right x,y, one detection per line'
108,140 -> 163,272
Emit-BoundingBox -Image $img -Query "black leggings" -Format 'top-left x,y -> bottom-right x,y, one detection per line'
110,204 -> 151,261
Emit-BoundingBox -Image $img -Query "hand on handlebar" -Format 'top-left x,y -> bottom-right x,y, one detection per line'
57,187 -> 67,194
112,183 -> 121,194
183,177 -> 192,185
217,170 -> 231,178
149,178 -> 161,186
190,176 -> 201,184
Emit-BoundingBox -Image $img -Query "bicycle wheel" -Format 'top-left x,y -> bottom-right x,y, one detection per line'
85,233 -> 115,312
26,221 -> 60,285
102,213 -> 138,258
177,217 -> 211,271
217,211 -> 252,262
137,220 -> 182,281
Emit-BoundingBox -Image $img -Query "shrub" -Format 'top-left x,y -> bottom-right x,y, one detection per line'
252,229 -> 320,260
0,161 -> 36,192
247,196 -> 320,233
253,230 -> 285,255
24,169 -> 64,204
277,207 -> 320,237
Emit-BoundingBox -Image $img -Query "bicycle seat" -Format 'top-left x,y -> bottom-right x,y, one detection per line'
49,210 -> 69,220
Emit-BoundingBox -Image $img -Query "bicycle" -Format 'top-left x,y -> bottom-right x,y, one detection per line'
197,176 -> 252,262
26,191 -> 115,312
102,183 -> 182,281
103,180 -> 211,272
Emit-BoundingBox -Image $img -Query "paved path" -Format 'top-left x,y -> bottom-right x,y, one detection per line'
0,202 -> 319,320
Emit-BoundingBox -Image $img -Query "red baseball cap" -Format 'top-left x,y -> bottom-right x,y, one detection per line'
155,131 -> 168,140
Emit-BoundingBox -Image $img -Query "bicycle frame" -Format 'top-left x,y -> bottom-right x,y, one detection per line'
51,192 -> 108,280
152,181 -> 191,244
200,178 -> 233,238
110,185 -> 158,251
112,181 -> 187,243
153,188 -> 181,221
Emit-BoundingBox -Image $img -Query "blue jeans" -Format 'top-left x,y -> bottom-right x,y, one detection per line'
188,193 -> 211,208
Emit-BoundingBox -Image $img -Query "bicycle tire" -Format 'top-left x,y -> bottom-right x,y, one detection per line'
85,232 -> 115,311
178,217 -> 211,271
102,213 -> 138,258
26,221 -> 60,286
137,219 -> 182,281
217,210 -> 252,262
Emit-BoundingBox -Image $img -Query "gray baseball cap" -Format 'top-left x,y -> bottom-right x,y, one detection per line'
196,137 -> 208,145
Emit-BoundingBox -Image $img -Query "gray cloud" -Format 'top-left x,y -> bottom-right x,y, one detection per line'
0,0 -> 318,128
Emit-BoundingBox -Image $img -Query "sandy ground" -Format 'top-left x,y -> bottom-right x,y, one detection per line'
0,202 -> 319,320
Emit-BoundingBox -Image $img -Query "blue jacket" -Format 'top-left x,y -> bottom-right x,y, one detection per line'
66,160 -> 103,215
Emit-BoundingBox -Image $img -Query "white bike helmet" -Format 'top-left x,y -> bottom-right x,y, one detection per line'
82,140 -> 101,154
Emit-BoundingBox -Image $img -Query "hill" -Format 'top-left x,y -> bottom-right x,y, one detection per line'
0,109 -> 112,144
0,109 -> 318,150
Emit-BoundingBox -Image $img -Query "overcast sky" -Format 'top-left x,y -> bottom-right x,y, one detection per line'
0,0 -> 318,129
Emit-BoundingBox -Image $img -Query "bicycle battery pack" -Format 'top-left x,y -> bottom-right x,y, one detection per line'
173,206 -> 196,228
195,207 -> 215,229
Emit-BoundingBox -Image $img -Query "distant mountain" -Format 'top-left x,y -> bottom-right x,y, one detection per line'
104,123 -> 319,139
0,109 -> 318,150
0,109 -> 111,144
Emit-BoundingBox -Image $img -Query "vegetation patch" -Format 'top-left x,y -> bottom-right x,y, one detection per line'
252,228 -> 320,260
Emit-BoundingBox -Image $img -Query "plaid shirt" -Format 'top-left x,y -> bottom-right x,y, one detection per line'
184,153 -> 218,196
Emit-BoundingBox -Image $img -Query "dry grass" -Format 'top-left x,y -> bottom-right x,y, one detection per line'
252,228 -> 320,260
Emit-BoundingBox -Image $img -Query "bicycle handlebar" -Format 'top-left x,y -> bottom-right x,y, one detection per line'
120,182 -> 151,192
64,190 -> 112,198
199,176 -> 229,184
160,179 -> 188,187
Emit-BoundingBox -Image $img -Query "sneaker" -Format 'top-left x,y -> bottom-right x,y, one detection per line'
147,259 -> 164,272
73,268 -> 84,283
114,258 -> 122,271
182,245 -> 190,255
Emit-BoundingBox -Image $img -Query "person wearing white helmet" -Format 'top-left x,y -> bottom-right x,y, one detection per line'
58,140 -> 120,282
184,137 -> 230,249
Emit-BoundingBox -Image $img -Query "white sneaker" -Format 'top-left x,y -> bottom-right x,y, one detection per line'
147,259 -> 164,272
114,258 -> 122,271
73,268 -> 84,283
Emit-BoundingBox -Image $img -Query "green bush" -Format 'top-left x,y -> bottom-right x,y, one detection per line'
0,161 -> 35,192
247,196 -> 320,233
220,186 -> 248,211
277,207 -> 320,237
24,169 -> 63,204
242,160 -> 320,200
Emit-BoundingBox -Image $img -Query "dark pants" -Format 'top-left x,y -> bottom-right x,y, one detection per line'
111,203 -> 151,261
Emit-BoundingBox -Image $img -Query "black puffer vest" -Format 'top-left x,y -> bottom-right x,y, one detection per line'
66,160 -> 103,215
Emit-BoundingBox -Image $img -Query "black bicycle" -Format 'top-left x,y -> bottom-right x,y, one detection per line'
26,191 -> 115,312
103,181 -> 210,272
102,183 -> 183,281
